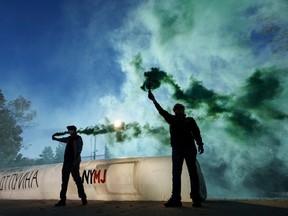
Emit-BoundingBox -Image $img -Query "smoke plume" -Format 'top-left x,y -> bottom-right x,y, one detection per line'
100,0 -> 288,198
78,120 -> 170,148
78,123 -> 123,136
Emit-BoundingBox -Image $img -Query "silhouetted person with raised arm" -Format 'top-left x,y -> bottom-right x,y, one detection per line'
52,125 -> 87,207
148,90 -> 204,208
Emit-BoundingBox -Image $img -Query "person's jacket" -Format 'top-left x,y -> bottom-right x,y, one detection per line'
55,135 -> 83,163
153,100 -> 203,149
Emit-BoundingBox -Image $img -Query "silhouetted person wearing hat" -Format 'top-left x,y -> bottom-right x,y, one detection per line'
148,90 -> 204,208
52,125 -> 87,207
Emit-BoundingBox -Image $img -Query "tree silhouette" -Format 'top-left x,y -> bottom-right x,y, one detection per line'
0,90 -> 36,168
39,146 -> 55,164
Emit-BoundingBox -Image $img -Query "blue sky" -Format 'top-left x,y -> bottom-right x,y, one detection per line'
1,0 -> 288,197
0,0 -> 129,103
0,0 -> 135,156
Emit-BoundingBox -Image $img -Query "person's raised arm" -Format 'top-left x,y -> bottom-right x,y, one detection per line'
148,90 -> 173,123
148,90 -> 163,112
52,132 -> 68,143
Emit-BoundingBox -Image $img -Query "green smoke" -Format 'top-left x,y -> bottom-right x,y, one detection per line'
238,68 -> 283,109
130,53 -> 145,73
140,67 -> 170,91
113,0 -> 288,199
226,67 -> 288,138
77,123 -> 124,136
78,121 -> 170,149
115,122 -> 170,145
114,122 -> 142,143
141,67 -> 230,116
172,78 -> 231,116
140,66 -> 287,140
152,0 -> 195,44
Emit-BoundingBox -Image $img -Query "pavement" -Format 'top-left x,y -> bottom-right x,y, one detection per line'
0,199 -> 287,216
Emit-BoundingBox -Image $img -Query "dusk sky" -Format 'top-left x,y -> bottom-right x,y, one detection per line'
1,0 -> 287,197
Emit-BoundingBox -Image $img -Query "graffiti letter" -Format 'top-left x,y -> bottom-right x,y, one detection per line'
31,170 -> 38,188
93,170 -> 101,183
101,169 -> 107,183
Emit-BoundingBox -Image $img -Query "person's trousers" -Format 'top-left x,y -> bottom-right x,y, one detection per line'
171,148 -> 201,202
60,162 -> 87,200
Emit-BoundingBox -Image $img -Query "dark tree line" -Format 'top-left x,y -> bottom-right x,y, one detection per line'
12,143 -> 66,167
0,90 -> 36,168
0,90 -> 66,168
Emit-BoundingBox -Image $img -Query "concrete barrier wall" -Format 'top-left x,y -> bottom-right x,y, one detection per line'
0,156 -> 207,201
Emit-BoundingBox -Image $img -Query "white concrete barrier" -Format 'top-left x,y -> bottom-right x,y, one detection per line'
0,156 -> 207,201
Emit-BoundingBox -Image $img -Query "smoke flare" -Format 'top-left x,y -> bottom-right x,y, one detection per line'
77,123 -> 125,136
140,67 -> 170,91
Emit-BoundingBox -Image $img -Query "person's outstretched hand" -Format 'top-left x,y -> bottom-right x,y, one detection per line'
198,145 -> 204,154
148,90 -> 155,101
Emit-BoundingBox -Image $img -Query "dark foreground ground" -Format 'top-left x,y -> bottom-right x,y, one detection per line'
0,199 -> 287,216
